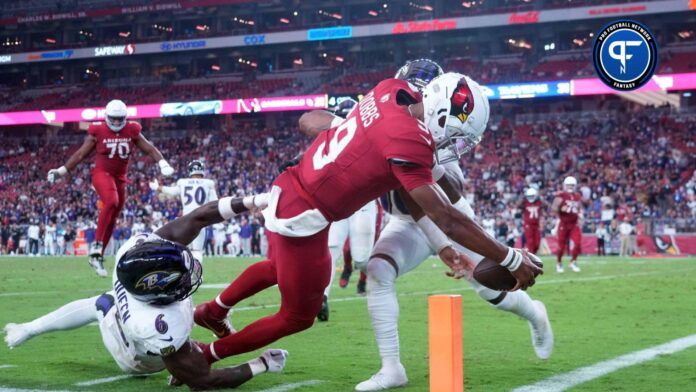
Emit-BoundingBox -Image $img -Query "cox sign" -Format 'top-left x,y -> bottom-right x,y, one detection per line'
244,34 -> 266,45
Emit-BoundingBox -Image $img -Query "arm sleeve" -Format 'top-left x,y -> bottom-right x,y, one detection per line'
208,181 -> 218,201
87,123 -> 97,137
391,164 -> 434,192
161,185 -> 180,197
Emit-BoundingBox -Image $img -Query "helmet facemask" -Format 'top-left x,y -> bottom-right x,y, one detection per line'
106,115 -> 126,132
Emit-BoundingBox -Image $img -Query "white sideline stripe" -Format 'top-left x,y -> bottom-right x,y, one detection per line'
74,375 -> 133,386
512,333 -> 696,392
0,388 -> 75,392
256,380 -> 324,392
0,365 -> 16,369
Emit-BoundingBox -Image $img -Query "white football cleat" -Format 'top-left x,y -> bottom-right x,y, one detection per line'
528,300 -> 554,359
89,256 -> 108,277
88,241 -> 103,257
569,262 -> 581,272
555,264 -> 564,273
4,323 -> 33,348
355,364 -> 408,391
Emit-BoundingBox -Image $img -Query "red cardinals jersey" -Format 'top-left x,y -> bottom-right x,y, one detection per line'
287,79 -> 435,221
88,121 -> 141,179
523,200 -> 542,226
557,191 -> 582,225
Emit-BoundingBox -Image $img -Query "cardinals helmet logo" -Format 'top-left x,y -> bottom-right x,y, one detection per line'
450,80 -> 475,123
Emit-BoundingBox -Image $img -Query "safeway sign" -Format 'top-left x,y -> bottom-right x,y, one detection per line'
94,44 -> 135,57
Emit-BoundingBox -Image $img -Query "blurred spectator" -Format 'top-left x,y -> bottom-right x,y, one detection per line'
595,222 -> 608,256
240,218 -> 252,257
618,218 -> 635,256
27,220 -> 40,256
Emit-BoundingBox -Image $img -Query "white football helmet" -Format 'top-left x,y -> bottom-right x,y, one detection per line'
422,72 -> 489,163
525,188 -> 538,202
563,176 -> 577,191
105,99 -> 128,132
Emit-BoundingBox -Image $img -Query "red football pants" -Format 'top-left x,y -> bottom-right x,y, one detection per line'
207,174 -> 332,362
92,171 -> 127,252
557,223 -> 581,262
524,224 -> 541,254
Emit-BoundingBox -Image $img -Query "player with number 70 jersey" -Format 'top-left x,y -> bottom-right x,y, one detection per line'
46,100 -> 175,277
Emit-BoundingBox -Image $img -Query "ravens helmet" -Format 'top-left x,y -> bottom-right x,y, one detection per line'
188,160 -> 205,177
116,239 -> 202,306
395,58 -> 444,91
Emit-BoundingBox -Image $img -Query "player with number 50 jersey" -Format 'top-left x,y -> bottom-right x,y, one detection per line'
46,100 -> 175,277
150,160 -> 218,262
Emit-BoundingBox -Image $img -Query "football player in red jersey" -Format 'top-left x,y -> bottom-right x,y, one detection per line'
192,73 -> 542,365
551,176 -> 583,273
47,100 -> 175,277
522,188 -> 543,254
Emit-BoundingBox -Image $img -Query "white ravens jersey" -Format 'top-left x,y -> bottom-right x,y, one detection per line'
163,178 -> 218,215
102,233 -> 193,373
380,161 -> 465,222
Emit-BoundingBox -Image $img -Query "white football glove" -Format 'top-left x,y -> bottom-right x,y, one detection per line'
47,166 -> 68,183
158,160 -> 175,177
260,349 -> 289,373
149,179 -> 160,192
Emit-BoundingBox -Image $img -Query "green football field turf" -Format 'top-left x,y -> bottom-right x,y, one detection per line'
1,255 -> 695,391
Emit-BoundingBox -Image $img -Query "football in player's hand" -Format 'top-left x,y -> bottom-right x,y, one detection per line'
473,253 -> 544,291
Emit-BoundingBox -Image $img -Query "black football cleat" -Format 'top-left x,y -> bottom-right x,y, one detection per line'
356,279 -> 366,296
339,265 -> 353,288
317,295 -> 329,322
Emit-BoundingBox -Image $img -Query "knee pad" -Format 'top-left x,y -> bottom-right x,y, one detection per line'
366,257 -> 397,291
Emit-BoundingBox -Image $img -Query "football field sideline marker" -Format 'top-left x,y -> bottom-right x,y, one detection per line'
255,379 -> 324,392
429,295 -> 463,392
74,374 -> 133,386
512,333 -> 696,392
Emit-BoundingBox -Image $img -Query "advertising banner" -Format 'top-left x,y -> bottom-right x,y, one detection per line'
0,94 -> 327,126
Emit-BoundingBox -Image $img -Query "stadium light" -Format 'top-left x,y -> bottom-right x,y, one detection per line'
293,11 -> 298,16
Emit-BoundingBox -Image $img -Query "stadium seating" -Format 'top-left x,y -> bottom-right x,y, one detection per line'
0,107 -> 693,254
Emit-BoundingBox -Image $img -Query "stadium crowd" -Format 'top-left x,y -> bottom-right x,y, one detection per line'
0,107 -> 693,256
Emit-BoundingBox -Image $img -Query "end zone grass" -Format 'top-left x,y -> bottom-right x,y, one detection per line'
1,255 -> 695,391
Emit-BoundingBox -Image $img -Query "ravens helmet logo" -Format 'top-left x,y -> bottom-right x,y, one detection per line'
135,271 -> 182,291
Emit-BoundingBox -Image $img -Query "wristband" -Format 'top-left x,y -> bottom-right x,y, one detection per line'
247,357 -> 267,376
501,248 -> 522,272
218,197 -> 237,220
57,166 -> 68,175
416,216 -> 452,253
330,116 -> 344,128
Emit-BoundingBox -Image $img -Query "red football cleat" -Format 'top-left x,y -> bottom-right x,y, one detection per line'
194,302 -> 235,338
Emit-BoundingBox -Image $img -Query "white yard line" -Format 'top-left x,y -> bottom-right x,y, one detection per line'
0,365 -> 16,369
256,380 -> 324,392
73,375 -> 133,387
0,388 -> 76,392
512,333 -> 696,392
